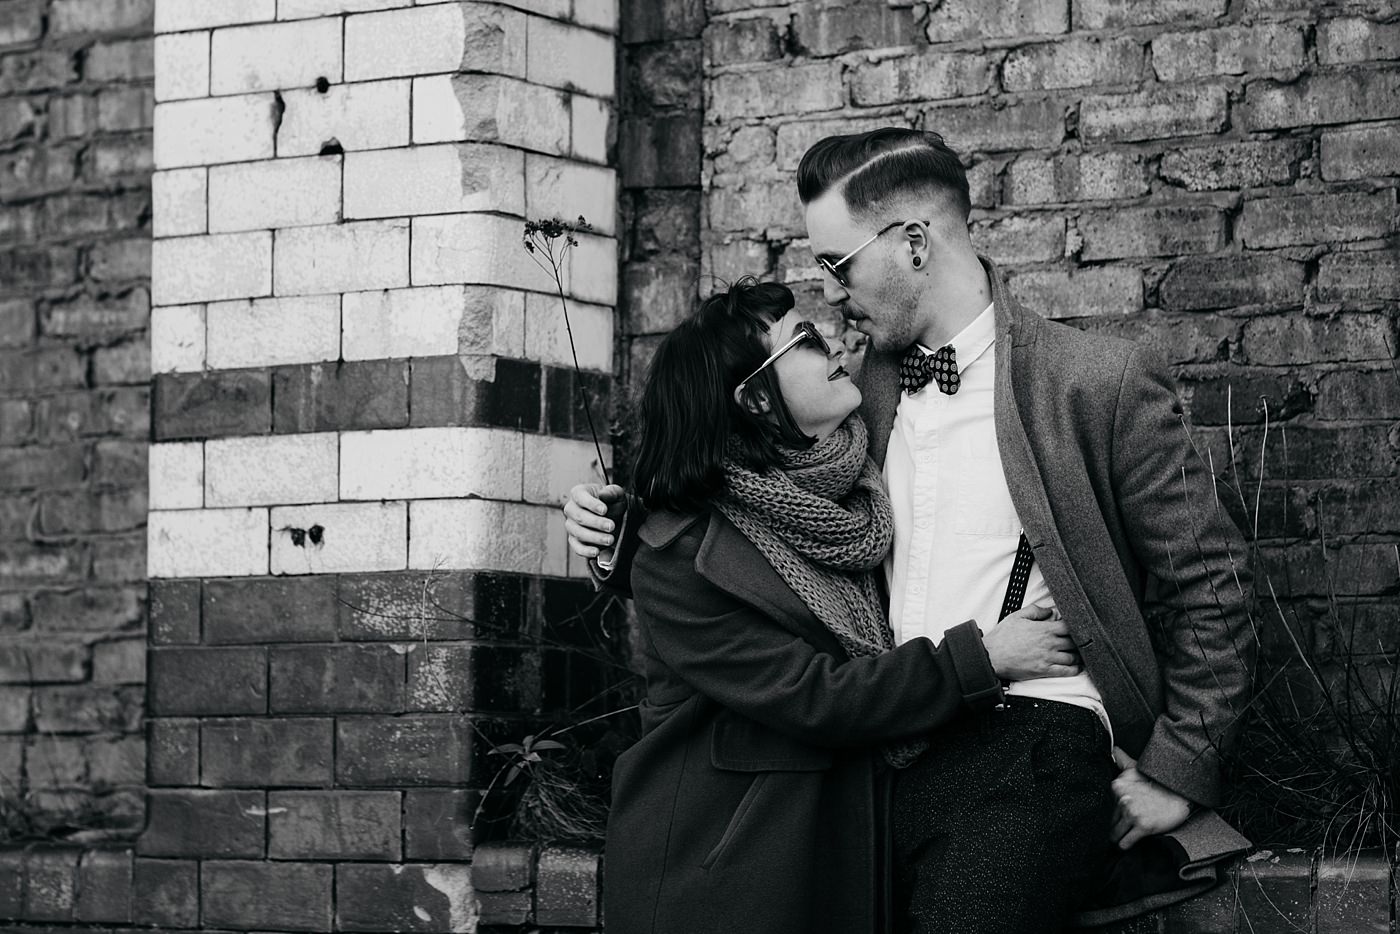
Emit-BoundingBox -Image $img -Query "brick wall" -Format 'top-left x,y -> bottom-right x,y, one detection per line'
0,0 -> 153,839
702,0 -> 1399,634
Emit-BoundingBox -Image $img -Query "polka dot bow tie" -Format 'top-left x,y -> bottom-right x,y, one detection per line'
900,344 -> 960,395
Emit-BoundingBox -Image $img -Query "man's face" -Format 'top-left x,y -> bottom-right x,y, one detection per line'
804,189 -> 919,353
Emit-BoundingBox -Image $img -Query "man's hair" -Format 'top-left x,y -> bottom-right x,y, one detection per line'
632,278 -> 814,514
796,127 -> 971,224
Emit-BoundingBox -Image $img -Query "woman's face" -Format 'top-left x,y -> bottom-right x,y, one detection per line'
766,309 -> 862,439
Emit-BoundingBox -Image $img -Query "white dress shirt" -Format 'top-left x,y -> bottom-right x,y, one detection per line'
883,303 -> 1108,728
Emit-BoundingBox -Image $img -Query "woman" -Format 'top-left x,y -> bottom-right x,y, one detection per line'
601,278 -> 1076,934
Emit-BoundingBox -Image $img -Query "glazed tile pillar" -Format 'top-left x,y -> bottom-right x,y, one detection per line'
145,1 -> 618,930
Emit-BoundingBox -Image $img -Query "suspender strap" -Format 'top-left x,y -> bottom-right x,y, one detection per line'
998,532 -> 1035,621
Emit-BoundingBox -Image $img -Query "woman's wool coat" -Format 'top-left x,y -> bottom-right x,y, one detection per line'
602,507 -> 1004,934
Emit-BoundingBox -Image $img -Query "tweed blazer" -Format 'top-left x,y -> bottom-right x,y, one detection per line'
855,258 -> 1254,905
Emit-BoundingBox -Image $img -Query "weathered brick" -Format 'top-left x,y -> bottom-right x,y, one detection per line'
711,62 -> 843,120
139,789 -> 265,857
271,644 -> 406,713
1245,70 -> 1400,130
1304,482 -> 1400,540
544,365 -> 612,441
205,431 -> 338,506
210,17 -> 341,95
1240,191 -> 1394,249
925,0 -> 1067,41
0,0 -> 43,45
404,788 -> 477,859
208,155 -> 341,233
269,790 -> 402,859
1316,250 -> 1400,304
344,143 -> 522,221
850,51 -> 991,106
0,541 -> 85,584
50,0 -> 151,34
273,359 -> 408,433
24,846 -> 80,921
1152,24 -> 1304,82
337,716 -> 473,785
24,735 -> 87,786
153,94 -> 278,169
336,862 -> 476,933
32,684 -> 142,732
153,369 -> 272,441
148,646 -> 267,716
1315,370 -> 1400,421
270,501 -> 408,575
203,576 -> 337,644
273,218 -> 408,296
407,643 -> 541,712
92,340 -> 150,386
90,534 -> 146,583
0,684 -> 31,730
623,257 -> 702,334
32,387 -> 149,442
527,15 -> 613,96
1317,855 -> 1390,931
1318,16 -> 1400,65
1160,254 -> 1305,311
0,245 -> 79,292
930,98 -> 1065,153
1159,139 -> 1303,192
623,0 -> 702,41
1073,0 -> 1224,28
74,848 -> 132,923
791,3 -> 921,56
1006,150 -> 1147,204
277,79 -> 410,156
201,717 -> 334,786
410,499 -> 566,577
148,578 -> 199,645
341,426 -> 522,502
336,570 -> 481,641
342,285 -> 467,361
476,890 -> 533,927
1186,370 -> 1312,425
709,175 -> 803,236
149,722 -> 198,789
0,48 -> 78,93
40,290 -> 146,341
413,72 -> 569,154
0,97 -> 40,143
572,92 -> 610,163
154,30 -> 208,101
1081,85 -> 1228,143
38,488 -> 145,536
29,585 -> 143,631
705,16 -> 781,66
1079,205 -> 1225,260
536,845 -> 600,927
156,0 -> 274,32
1321,124 -> 1400,181
971,214 -> 1065,264
620,112 -> 701,188
408,355 -> 540,431
345,3 -> 523,81
1231,852 -> 1312,930
147,507 -> 270,578
87,735 -> 144,784
1243,313 -> 1395,365
1004,36 -> 1142,91
151,231 -> 271,306
0,643 -> 87,683
202,860 -> 333,932
132,858 -> 197,928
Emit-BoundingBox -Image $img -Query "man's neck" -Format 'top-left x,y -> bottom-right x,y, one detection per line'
913,251 -> 993,350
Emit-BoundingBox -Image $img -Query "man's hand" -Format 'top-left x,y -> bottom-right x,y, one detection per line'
1110,747 -> 1193,850
562,483 -> 626,559
982,605 -> 1082,682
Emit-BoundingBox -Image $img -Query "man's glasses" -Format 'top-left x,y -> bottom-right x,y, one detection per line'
734,320 -> 831,398
815,219 -> 924,288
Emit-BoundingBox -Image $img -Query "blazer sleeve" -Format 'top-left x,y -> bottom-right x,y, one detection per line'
1110,346 -> 1257,807
586,493 -> 644,599
632,522 -> 1004,748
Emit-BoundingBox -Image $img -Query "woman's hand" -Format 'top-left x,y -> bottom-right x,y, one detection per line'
1110,747 -> 1193,849
562,483 -> 626,559
981,604 -> 1082,682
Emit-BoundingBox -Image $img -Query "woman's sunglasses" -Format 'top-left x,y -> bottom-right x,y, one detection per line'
733,320 -> 832,398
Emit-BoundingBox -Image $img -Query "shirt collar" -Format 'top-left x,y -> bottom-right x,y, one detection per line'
914,301 -> 995,372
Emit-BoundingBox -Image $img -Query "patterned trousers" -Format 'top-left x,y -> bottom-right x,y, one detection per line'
892,697 -> 1117,934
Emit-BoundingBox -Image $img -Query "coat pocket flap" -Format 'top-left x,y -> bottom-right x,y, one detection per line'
710,713 -> 834,772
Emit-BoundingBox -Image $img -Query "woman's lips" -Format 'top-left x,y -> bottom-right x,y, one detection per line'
827,365 -> 849,381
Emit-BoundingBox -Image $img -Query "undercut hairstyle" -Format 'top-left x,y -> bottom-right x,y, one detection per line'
796,127 -> 971,225
632,278 -> 815,514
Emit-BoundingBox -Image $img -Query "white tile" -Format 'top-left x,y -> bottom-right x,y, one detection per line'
345,3 -> 524,81
148,442 -> 204,509
571,94 -> 610,164
154,94 -> 276,168
151,304 -> 206,373
147,508 -> 268,578
279,0 -> 410,17
152,232 -> 271,305
208,156 -> 341,232
572,0 -> 617,32
408,499 -> 565,576
271,501 -> 407,574
524,154 -> 616,235
205,294 -> 340,368
522,434 -> 612,506
276,80 -> 410,157
340,427 -> 522,501
341,285 -> 465,360
155,31 -> 210,101
206,433 -> 339,506
156,0 -> 275,33
152,167 -> 207,237
526,16 -> 614,97
343,144 -> 523,219
411,73 -> 568,154
210,17 -> 342,95
274,219 -> 409,296
522,291 -> 612,372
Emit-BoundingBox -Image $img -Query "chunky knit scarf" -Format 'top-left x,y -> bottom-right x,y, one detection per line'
717,415 -> 924,766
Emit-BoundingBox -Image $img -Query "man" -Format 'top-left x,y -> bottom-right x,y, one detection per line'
566,128 -> 1254,932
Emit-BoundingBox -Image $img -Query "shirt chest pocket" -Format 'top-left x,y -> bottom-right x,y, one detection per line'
951,438 -> 1023,537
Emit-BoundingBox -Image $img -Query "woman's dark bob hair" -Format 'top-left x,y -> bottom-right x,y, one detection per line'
633,277 -> 815,514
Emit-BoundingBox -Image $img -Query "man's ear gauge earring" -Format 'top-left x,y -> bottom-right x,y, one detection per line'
912,256 -> 922,268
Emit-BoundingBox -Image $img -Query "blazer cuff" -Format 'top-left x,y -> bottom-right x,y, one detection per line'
943,620 -> 1004,712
